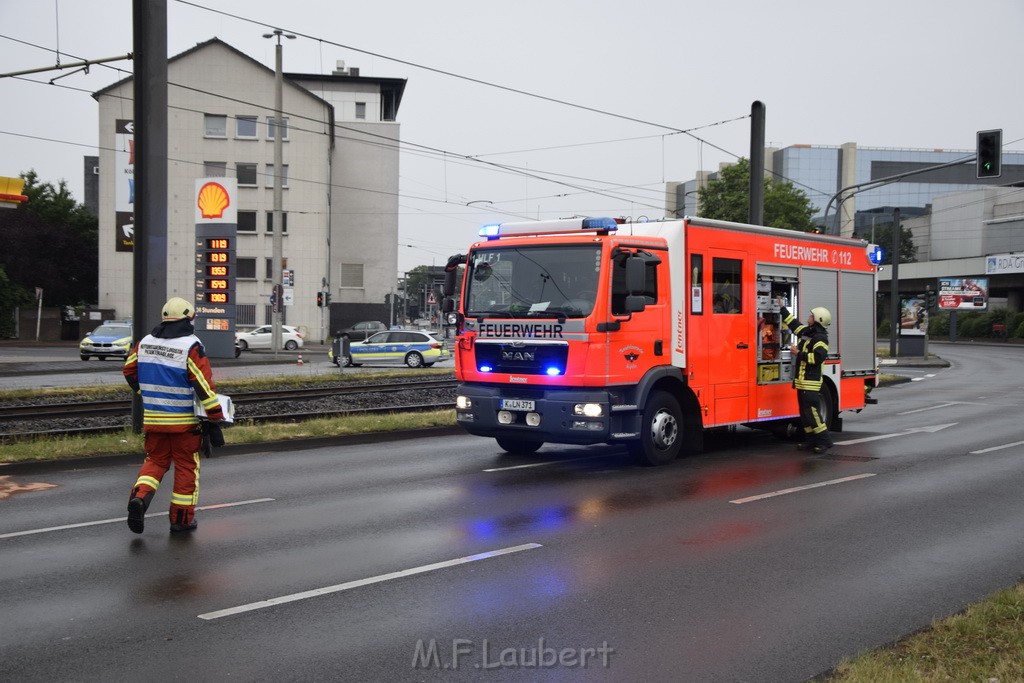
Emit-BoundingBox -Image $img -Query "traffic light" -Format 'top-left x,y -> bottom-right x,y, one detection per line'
926,289 -> 937,310
977,129 -> 1002,178
316,291 -> 324,307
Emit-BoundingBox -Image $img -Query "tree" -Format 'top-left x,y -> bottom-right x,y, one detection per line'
0,170 -> 98,306
698,158 -> 817,232
0,265 -> 32,338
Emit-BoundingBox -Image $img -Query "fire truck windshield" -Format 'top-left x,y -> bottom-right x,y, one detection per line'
465,245 -> 601,318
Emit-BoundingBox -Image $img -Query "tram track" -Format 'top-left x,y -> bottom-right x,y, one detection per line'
0,379 -> 458,441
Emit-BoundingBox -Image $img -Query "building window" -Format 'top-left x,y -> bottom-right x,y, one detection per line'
236,115 -> 258,139
355,102 -> 367,120
204,114 -> 227,138
236,304 -> 256,327
340,263 -> 364,288
266,211 -> 288,234
235,162 -> 258,186
264,164 -> 289,188
265,257 -> 274,280
237,257 -> 256,279
266,116 -> 289,141
238,210 -> 257,233
203,161 -> 227,177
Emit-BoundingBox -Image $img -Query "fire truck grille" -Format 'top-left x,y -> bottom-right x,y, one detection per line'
475,343 -> 569,375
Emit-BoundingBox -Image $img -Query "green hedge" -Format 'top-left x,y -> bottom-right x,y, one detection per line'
900,308 -> 1023,339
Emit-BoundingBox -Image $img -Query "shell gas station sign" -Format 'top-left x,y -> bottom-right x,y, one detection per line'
194,177 -> 237,358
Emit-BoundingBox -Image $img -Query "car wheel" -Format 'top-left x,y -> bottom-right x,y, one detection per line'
80,355 -> 89,361
285,340 -> 298,351
238,339 -> 248,351
343,355 -> 357,367
496,438 -> 543,455
405,351 -> 424,368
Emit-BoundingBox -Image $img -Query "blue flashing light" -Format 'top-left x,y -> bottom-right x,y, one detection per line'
479,224 -> 501,239
479,365 -> 493,373
545,366 -> 562,376
580,217 -> 619,232
867,244 -> 884,265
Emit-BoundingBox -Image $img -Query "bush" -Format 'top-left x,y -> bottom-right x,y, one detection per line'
877,319 -> 890,337
1008,312 -> 1024,337
928,311 -> 950,337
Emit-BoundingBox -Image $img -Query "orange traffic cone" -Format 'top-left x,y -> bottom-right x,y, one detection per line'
296,352 -> 304,366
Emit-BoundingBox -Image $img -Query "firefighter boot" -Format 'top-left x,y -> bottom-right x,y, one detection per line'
169,508 -> 198,533
126,490 -> 154,534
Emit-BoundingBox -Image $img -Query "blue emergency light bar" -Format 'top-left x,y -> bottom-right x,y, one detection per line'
479,217 -> 619,239
867,244 -> 884,265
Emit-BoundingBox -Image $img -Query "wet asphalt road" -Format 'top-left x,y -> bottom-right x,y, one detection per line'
2,343 -> 1024,681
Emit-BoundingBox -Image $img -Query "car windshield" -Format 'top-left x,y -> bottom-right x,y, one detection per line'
91,325 -> 131,337
465,245 -> 601,318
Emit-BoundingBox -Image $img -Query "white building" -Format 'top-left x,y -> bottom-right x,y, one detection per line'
93,38 -> 405,341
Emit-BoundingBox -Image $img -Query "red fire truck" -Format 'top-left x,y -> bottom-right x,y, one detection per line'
443,216 -> 879,465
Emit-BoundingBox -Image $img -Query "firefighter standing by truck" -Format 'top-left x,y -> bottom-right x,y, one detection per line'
123,296 -> 223,534
779,299 -> 834,454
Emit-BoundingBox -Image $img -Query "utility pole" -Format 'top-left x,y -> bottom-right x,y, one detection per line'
748,100 -> 765,226
888,208 -> 901,357
264,29 -> 294,356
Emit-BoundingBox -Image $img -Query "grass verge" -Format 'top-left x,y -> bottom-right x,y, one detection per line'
828,583 -> 1024,681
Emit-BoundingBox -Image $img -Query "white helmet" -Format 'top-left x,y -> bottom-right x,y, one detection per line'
162,296 -> 196,321
810,306 -> 832,328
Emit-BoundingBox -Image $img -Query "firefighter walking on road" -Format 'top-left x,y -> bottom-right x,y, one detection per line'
123,296 -> 223,534
778,300 -> 834,455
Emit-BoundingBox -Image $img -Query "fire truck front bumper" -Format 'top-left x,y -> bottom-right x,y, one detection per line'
455,383 -> 634,445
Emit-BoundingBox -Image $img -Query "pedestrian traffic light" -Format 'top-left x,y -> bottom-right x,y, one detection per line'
926,289 -> 937,310
977,129 -> 1002,178
316,291 -> 324,307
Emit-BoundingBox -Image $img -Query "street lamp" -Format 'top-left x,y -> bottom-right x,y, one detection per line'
263,29 -> 295,356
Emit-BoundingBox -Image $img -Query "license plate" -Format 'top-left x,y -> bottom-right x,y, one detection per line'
501,399 -> 535,411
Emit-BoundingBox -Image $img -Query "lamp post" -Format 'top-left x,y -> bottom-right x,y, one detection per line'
263,29 -> 295,356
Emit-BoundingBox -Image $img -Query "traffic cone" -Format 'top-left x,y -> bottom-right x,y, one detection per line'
296,352 -> 304,366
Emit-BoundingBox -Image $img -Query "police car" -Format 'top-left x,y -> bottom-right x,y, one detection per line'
79,320 -> 133,361
331,329 -> 449,368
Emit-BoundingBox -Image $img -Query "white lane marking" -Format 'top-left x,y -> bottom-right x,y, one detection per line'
833,423 -> 957,446
198,542 -> 543,621
0,498 -> 275,540
729,473 -> 876,505
971,440 -> 1024,454
898,402 -> 962,414
484,454 -> 609,472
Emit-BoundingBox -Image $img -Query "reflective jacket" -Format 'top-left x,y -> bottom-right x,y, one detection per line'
123,320 -> 222,432
781,306 -> 828,391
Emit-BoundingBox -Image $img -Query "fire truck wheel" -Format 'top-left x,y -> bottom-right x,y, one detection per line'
496,438 -> 543,455
632,391 -> 682,466
818,385 -> 836,430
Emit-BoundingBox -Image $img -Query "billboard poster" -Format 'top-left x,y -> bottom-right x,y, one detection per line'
937,278 -> 988,310
900,297 -> 928,336
114,119 -> 134,252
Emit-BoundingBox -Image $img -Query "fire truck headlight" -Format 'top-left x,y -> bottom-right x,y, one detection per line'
525,412 -> 541,427
497,410 -> 514,424
574,403 -> 604,417
456,395 -> 472,410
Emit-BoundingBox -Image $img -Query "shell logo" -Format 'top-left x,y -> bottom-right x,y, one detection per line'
197,182 -> 230,219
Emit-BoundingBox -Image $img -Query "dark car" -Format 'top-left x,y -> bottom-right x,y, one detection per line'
337,320 -> 387,342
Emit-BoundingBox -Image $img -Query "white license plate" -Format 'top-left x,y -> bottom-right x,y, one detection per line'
501,399 -> 535,411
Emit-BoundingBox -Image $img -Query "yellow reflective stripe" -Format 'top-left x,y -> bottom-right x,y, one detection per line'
125,352 -> 137,364
170,492 -> 195,506
136,475 -> 161,490
794,379 -> 822,390
812,341 -> 828,353
187,358 -> 216,397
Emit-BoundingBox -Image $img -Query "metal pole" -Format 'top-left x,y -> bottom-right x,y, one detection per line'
888,208 -> 900,357
271,35 -> 284,357
749,101 -> 765,226
132,0 -> 168,433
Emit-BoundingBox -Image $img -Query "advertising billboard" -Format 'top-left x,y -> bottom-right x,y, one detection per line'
937,278 -> 988,310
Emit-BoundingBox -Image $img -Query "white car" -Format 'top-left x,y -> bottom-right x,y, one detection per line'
236,325 -> 304,351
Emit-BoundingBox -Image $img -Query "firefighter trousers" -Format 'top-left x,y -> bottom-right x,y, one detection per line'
129,431 -> 202,527
797,388 -> 833,447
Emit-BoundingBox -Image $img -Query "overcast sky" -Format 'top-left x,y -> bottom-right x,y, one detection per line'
2,0 -> 1022,275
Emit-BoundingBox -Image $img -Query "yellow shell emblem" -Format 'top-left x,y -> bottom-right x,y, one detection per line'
197,182 -> 230,219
